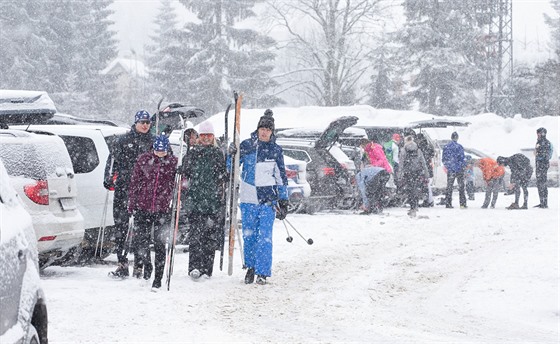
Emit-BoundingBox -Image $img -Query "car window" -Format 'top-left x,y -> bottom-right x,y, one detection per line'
59,135 -> 99,174
283,148 -> 311,163
0,141 -> 73,179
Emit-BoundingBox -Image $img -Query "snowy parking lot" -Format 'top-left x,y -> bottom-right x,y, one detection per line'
41,188 -> 558,343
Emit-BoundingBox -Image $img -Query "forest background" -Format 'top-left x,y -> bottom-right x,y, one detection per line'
0,0 -> 558,124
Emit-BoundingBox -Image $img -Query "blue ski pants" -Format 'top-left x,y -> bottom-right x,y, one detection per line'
240,203 -> 275,277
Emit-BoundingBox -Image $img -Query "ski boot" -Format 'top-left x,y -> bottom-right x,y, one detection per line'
108,262 -> 129,279
256,275 -> 267,285
244,268 -> 255,284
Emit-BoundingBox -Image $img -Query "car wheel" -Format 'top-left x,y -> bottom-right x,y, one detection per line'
25,323 -> 39,344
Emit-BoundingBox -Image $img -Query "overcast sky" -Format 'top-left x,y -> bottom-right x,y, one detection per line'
110,0 -> 556,64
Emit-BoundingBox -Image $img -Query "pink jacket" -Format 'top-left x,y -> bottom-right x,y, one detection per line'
364,142 -> 392,173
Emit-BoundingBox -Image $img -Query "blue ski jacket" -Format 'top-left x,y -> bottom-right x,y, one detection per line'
442,141 -> 466,173
238,131 -> 289,205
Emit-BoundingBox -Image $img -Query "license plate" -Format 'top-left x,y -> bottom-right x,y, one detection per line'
59,198 -> 77,211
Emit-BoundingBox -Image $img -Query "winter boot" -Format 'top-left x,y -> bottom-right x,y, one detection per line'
132,266 -> 142,279
506,203 -> 519,210
108,262 -> 129,278
151,279 -> 161,292
244,268 -> 255,284
189,269 -> 201,281
256,275 -> 267,285
520,202 -> 528,209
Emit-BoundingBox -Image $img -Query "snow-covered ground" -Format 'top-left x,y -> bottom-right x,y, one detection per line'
42,188 -> 558,343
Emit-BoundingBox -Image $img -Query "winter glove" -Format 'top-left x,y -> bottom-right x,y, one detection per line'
276,200 -> 289,220
103,174 -> 116,191
228,143 -> 237,156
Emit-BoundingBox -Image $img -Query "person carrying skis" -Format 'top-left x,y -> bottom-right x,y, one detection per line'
475,157 -> 505,209
104,110 -> 154,278
234,109 -> 289,285
398,133 -> 430,217
442,132 -> 467,209
497,154 -> 533,210
127,135 -> 178,291
181,121 -> 227,280
534,127 -> 552,208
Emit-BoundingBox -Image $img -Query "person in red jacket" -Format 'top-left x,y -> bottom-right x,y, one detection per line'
128,135 -> 178,291
475,157 -> 505,209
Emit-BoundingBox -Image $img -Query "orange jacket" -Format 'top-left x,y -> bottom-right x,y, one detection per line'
477,157 -> 505,181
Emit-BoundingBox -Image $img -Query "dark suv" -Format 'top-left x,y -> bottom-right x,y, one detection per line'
276,116 -> 359,213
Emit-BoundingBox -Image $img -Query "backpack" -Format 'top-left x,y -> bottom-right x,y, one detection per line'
383,141 -> 394,165
403,147 -> 422,172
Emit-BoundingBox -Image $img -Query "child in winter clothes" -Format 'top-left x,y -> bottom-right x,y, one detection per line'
181,121 -> 227,280
475,157 -> 505,209
128,135 -> 178,291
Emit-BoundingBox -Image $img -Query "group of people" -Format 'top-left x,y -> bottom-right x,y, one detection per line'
355,127 -> 553,216
103,109 -> 289,291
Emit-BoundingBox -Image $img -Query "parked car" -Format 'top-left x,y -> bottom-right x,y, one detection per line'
277,116 -> 359,213
14,124 -> 131,262
0,129 -> 84,268
0,159 -> 48,343
283,155 -> 311,213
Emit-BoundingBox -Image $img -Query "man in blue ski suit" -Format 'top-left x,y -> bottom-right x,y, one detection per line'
442,132 -> 467,208
237,109 -> 289,285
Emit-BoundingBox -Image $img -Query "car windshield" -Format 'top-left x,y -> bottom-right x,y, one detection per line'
0,140 -> 73,180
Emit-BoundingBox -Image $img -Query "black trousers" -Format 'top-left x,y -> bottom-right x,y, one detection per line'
536,161 -> 549,206
187,212 -> 222,277
132,211 -> 169,282
402,171 -> 423,210
112,186 -> 131,264
445,171 -> 466,207
365,170 -> 390,212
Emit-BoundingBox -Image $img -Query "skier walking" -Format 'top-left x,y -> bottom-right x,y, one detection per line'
497,154 -> 533,210
442,132 -> 467,209
127,135 -> 177,291
398,133 -> 430,217
534,127 -> 552,208
181,122 -> 227,280
104,110 -> 154,278
475,157 -> 505,209
234,109 -> 289,285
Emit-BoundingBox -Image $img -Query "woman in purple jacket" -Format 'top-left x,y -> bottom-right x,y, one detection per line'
128,135 -> 178,291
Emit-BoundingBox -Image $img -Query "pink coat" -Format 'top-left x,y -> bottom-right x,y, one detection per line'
364,142 -> 392,173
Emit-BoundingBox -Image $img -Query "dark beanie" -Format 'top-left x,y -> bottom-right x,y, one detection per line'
257,109 -> 275,131
451,132 -> 459,141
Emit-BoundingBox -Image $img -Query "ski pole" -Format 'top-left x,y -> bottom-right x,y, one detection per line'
281,217 -> 293,243
283,218 -> 313,245
94,189 -> 111,258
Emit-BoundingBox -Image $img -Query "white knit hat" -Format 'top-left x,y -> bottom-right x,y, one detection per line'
198,121 -> 214,135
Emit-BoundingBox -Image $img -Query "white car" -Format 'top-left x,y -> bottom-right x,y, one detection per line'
0,129 -> 85,268
0,159 -> 48,343
16,124 -> 131,261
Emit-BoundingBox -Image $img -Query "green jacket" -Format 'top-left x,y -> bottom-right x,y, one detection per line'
182,145 -> 227,215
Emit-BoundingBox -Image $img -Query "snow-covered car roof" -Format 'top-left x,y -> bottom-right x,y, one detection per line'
0,90 -> 57,124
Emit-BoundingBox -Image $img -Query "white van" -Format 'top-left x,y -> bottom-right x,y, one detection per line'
0,129 -> 84,267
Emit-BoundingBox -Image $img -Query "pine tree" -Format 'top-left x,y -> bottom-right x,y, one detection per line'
396,1 -> 486,115
178,0 -> 281,115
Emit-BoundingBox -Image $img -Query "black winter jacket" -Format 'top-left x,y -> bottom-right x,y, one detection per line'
106,126 -> 154,190
503,153 -> 533,183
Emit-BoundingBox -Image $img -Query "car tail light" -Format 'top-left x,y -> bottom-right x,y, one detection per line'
24,180 -> 49,205
286,168 -> 298,179
38,236 -> 57,241
322,167 -> 336,176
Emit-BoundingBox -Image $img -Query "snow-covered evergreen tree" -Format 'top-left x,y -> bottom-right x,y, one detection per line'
396,1 -> 486,116
177,0 -> 281,115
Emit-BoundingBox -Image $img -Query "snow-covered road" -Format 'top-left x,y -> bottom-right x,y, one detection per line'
41,189 -> 559,343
